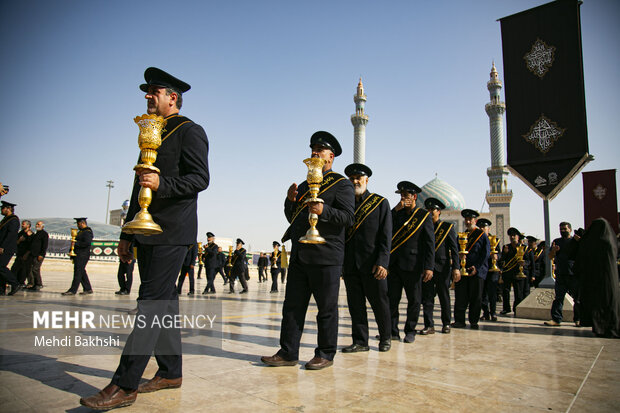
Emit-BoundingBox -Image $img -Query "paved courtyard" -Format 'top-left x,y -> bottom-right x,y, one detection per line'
1,259 -> 618,412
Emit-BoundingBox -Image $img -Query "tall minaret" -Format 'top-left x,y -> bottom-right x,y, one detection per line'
485,63 -> 512,245
351,78 -> 369,164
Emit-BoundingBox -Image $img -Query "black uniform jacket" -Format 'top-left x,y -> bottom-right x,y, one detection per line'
203,242 -> 219,269
30,229 -> 49,257
258,256 -> 268,268
74,227 -> 93,257
497,243 -> 531,279
232,248 -> 248,276
389,207 -> 435,274
0,214 -> 19,255
283,169 -> 355,266
465,230 -> 490,280
121,114 -> 210,246
344,191 -> 391,274
433,220 -> 459,274
270,251 -> 282,269
183,243 -> 198,267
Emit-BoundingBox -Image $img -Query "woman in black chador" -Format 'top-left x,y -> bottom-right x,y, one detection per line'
576,218 -> 620,338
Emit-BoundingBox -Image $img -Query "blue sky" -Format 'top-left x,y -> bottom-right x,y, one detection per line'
1,0 -> 618,252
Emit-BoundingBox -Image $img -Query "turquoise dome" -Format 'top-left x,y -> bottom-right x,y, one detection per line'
416,176 -> 466,211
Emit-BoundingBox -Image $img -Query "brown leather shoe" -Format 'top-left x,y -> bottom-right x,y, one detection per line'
305,356 -> 333,370
261,354 -> 298,367
80,383 -> 137,410
138,376 -> 182,393
419,327 -> 435,335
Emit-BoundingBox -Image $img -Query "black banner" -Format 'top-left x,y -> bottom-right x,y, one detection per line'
500,0 -> 589,200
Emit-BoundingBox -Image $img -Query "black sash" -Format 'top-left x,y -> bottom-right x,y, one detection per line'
391,207 -> 429,254
466,228 -> 484,252
434,221 -> 453,252
346,193 -> 385,243
281,172 -> 346,242
0,214 -> 18,231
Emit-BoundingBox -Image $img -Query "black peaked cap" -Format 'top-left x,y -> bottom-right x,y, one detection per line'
309,131 -> 342,157
140,67 -> 191,93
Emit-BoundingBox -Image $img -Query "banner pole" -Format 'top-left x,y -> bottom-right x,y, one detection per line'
539,198 -> 555,288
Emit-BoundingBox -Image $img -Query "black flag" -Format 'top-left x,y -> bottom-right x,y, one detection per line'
500,0 -> 590,200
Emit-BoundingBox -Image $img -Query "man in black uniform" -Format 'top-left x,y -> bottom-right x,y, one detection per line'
12,219 -> 33,286
177,243 -> 198,295
270,241 -> 281,293
452,209 -> 490,329
216,246 -> 228,284
28,221 -> 49,291
498,227 -> 529,315
261,131 -> 354,370
257,252 -> 268,283
420,197 -> 459,335
478,218 -> 499,322
341,163 -> 392,353
524,236 -> 538,297
62,218 -> 93,295
388,181 -> 435,343
230,238 -> 248,293
0,201 -> 22,295
116,250 -> 135,295
201,232 -> 219,294
533,241 -> 547,288
80,67 -> 209,410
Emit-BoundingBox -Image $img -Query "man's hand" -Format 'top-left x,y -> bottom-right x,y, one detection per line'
38,256 -> 44,262
453,270 -> 461,283
287,183 -> 298,202
373,265 -> 388,280
467,266 -> 477,276
138,171 -> 159,191
308,201 -> 324,215
551,242 -> 560,253
422,269 -> 433,282
118,239 -> 134,263
394,200 -> 404,211
0,247 -> 4,254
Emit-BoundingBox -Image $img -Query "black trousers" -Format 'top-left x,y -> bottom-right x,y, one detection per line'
454,275 -> 484,325
0,252 -> 18,291
422,268 -> 452,328
111,244 -> 187,390
204,267 -> 216,293
343,270 -> 391,344
196,263 -> 203,279
216,266 -> 227,283
176,265 -> 195,293
69,255 -> 92,293
280,268 -> 287,283
502,274 -> 525,312
258,266 -> 266,282
481,273 -> 499,317
31,257 -> 44,287
229,268 -> 248,292
387,268 -> 422,337
11,254 -> 32,284
117,260 -> 135,293
270,268 -> 280,292
277,261 -> 341,361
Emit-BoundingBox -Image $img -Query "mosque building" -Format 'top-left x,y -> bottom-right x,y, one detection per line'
350,64 -> 511,243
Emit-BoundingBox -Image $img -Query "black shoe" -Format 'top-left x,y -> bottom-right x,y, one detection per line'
187,291 -> 194,296
8,284 -> 22,296
342,344 -> 369,353
480,314 -> 490,321
441,325 -> 451,334
79,290 -> 93,295
499,310 -> 511,315
202,290 -> 208,295
450,322 -> 466,329
240,290 -> 248,294
491,315 -> 498,322
27,285 -> 42,291
375,334 -> 401,341
404,333 -> 416,343
61,290 -> 76,296
470,324 -> 479,330
378,341 -> 391,352
115,290 -> 124,295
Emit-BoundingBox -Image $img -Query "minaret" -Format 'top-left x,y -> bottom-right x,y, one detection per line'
351,78 -> 369,164
485,63 -> 512,245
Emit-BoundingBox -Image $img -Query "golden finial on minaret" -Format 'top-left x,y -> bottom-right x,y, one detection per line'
490,61 -> 498,80
357,77 -> 364,96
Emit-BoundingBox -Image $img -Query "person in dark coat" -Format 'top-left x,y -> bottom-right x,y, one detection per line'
451,209 -> 490,329
498,228 -> 530,315
80,67 -> 209,410
0,201 -> 21,295
388,181 -> 435,343
201,232 -> 219,294
270,241 -> 282,292
261,131 -> 354,370
576,218 -> 620,338
341,163 -> 392,353
28,221 -> 49,291
215,247 -> 227,284
11,219 -> 33,286
230,239 -> 248,293
257,252 -> 268,283
420,197 -> 459,335
62,217 -> 94,295
545,222 -> 580,327
533,241 -> 547,288
479,218 -> 499,322
177,243 -> 198,295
